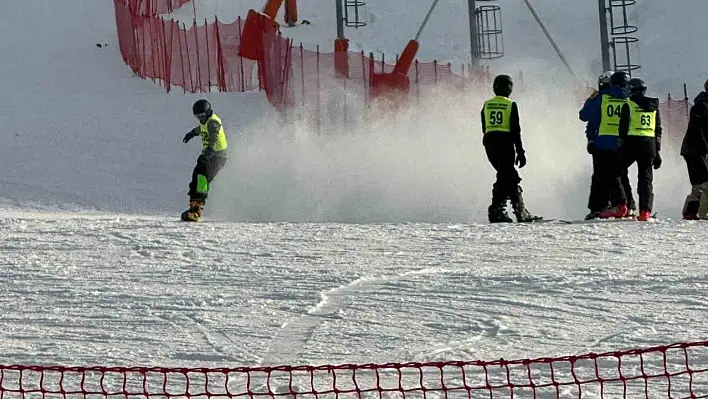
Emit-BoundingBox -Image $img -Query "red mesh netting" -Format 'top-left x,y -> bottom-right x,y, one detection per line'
116,0 -> 192,17
113,0 -> 691,136
2,341 -> 708,398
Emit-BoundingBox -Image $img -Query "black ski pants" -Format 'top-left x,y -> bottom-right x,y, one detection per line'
593,150 -> 627,209
588,154 -> 635,212
684,154 -> 708,186
620,146 -> 655,212
484,142 -> 520,204
189,153 -> 228,201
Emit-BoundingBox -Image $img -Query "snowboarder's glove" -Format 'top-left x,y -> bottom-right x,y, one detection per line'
653,153 -> 662,169
586,140 -> 594,154
183,130 -> 199,143
515,151 -> 527,168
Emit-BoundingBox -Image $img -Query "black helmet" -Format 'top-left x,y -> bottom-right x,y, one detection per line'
628,78 -> 647,95
493,74 -> 513,97
704,78 -> 708,92
192,99 -> 212,121
610,71 -> 630,88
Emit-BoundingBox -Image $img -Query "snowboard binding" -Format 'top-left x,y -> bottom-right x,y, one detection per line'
181,199 -> 204,222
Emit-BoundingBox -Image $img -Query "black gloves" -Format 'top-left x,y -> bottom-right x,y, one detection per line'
515,150 -> 527,168
653,153 -> 662,169
586,140 -> 594,154
183,130 -> 198,143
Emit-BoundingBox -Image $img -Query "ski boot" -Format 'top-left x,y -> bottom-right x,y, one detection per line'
637,210 -> 652,221
181,199 -> 205,222
584,211 -> 601,220
598,204 -> 627,219
488,183 -> 513,223
510,185 -> 542,223
682,185 -> 702,220
488,203 -> 513,223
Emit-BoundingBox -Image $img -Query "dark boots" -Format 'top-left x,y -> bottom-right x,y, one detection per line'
181,199 -> 205,222
509,185 -> 542,223
488,183 -> 513,223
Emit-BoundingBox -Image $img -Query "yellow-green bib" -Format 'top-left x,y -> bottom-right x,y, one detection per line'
483,96 -> 512,133
200,113 -> 228,151
627,99 -> 656,137
598,95 -> 627,136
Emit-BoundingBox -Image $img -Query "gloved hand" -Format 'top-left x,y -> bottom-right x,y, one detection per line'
586,140 -> 594,154
653,153 -> 662,169
515,151 -> 527,168
183,130 -> 198,143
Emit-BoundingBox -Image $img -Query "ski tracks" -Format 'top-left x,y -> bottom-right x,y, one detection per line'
150,310 -> 261,364
260,267 -> 467,366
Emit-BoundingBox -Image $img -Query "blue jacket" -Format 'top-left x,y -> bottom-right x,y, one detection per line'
579,86 -> 628,151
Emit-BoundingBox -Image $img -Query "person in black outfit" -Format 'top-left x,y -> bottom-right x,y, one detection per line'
617,78 -> 662,221
680,79 -> 708,219
580,71 -> 637,220
480,74 -> 541,223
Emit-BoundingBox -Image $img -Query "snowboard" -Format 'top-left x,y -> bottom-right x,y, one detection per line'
558,214 -> 657,224
491,217 -> 554,224
180,209 -> 201,222
520,218 -> 555,223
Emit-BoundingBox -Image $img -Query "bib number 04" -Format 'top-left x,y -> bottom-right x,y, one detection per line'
606,104 -> 622,117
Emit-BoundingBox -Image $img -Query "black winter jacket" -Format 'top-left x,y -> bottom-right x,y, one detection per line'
681,91 -> 708,156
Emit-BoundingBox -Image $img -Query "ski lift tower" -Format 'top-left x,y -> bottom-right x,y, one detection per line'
598,0 -> 641,76
334,0 -> 366,77
468,0 -> 504,67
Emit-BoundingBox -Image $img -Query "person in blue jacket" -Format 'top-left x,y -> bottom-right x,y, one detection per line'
579,71 -> 631,219
579,71 -> 636,220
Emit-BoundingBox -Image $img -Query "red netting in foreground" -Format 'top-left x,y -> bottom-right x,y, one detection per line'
2,341 -> 708,398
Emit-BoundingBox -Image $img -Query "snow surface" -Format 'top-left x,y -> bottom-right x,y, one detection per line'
2,2 -> 708,396
3,211 -> 708,398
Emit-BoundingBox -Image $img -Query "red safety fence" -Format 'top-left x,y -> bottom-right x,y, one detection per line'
2,341 -> 708,398
113,0 -> 693,137
114,0 -> 257,93
121,0 -> 192,17
111,0 -> 495,116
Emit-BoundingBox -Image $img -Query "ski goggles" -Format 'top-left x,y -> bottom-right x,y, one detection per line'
194,112 -> 210,120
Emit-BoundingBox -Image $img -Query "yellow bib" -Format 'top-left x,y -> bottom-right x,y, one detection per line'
200,113 -> 228,151
483,96 -> 512,133
627,99 -> 656,137
598,95 -> 627,136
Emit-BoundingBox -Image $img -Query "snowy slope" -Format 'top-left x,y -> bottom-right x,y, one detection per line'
0,0 -> 698,221
2,3 -> 708,395
2,212 -> 708,369
0,0 -> 278,216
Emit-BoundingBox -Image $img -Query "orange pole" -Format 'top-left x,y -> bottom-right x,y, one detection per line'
262,0 -> 284,20
284,0 -> 298,25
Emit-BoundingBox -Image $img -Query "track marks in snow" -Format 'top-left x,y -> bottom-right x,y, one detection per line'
261,268 -> 459,366
2,213 -> 708,368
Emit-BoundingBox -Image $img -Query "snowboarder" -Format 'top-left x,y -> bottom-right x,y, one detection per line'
680,79 -> 708,220
580,70 -> 636,220
481,74 -> 541,223
181,99 -> 228,221
580,70 -> 631,219
617,77 -> 663,221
